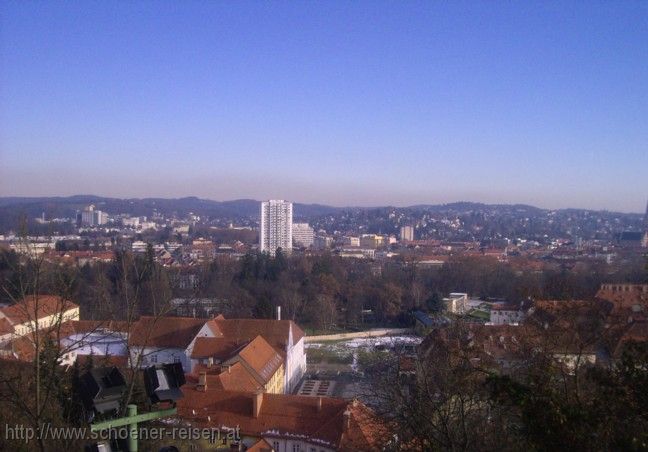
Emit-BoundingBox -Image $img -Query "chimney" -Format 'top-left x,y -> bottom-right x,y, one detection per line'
343,409 -> 351,432
317,397 -> 322,412
228,365 -> 231,374
253,390 -> 264,418
197,371 -> 207,392
276,306 -> 281,321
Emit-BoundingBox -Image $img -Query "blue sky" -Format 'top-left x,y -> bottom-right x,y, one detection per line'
1,1 -> 647,212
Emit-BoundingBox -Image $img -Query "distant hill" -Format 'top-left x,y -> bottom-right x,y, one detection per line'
0,195 -> 642,235
0,195 -> 343,231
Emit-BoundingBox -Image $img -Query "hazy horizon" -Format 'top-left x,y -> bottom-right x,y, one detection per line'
0,192 -> 645,215
1,2 -> 647,212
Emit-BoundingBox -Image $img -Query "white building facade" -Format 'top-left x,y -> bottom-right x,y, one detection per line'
260,200 -> 293,256
81,205 -> 108,227
400,225 -> 415,242
292,223 -> 314,248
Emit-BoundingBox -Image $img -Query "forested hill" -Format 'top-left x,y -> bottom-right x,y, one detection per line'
0,196 -> 644,239
0,196 -> 341,230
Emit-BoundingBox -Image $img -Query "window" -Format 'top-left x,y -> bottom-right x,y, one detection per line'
292,443 -> 301,452
272,441 -> 280,452
150,354 -> 157,363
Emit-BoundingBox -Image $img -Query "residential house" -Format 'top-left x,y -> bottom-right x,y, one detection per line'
0,295 -> 79,341
129,316 -> 206,371
191,335 -> 285,394
129,315 -> 306,393
489,300 -> 533,325
176,385 -> 387,452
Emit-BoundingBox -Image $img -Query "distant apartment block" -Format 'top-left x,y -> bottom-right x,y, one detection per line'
400,225 -> 415,242
444,292 -> 468,314
260,200 -> 293,256
292,223 -> 314,248
342,236 -> 360,247
121,216 -> 140,228
314,235 -> 333,249
80,204 -> 107,227
360,234 -> 384,249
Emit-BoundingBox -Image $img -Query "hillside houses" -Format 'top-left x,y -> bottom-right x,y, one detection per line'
1,301 -> 306,396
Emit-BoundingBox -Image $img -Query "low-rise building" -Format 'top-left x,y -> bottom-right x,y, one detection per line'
127,315 -> 306,394
341,236 -> 360,247
176,387 -> 386,452
443,292 -> 468,314
489,300 -> 532,325
338,248 -> 375,259
360,234 -> 384,249
314,235 -> 334,249
0,296 -> 79,341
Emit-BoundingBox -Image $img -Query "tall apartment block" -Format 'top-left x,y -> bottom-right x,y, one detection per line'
292,223 -> 314,248
80,204 -> 107,227
400,225 -> 414,242
260,200 -> 293,256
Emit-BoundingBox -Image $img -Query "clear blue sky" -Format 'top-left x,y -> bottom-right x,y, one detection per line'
1,1 -> 647,212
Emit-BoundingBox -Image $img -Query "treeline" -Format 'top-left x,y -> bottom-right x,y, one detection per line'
365,317 -> 648,451
2,249 -> 646,331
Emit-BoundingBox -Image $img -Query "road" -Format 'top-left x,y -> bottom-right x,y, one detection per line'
305,328 -> 413,342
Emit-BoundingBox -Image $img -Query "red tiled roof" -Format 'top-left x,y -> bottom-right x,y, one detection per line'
178,389 -> 347,446
190,362 -> 262,392
7,335 -> 38,361
129,316 -> 206,348
0,318 -> 13,336
596,284 -> 648,311
190,337 -> 245,359
338,401 -> 388,451
59,319 -> 131,335
236,335 -> 283,385
177,386 -> 385,450
76,354 -> 129,369
206,318 -> 305,354
247,438 -> 273,452
613,321 -> 648,358
0,295 -> 78,325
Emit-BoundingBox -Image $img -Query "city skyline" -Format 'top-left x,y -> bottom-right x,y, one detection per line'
1,2 -> 647,212
0,193 -> 646,215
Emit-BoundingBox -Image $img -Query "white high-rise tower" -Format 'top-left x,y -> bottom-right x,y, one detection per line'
260,200 -> 293,256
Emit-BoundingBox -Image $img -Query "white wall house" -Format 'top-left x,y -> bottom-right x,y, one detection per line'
130,346 -> 191,370
0,296 -> 80,340
489,301 -> 532,325
127,316 -> 307,394
284,322 -> 307,393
